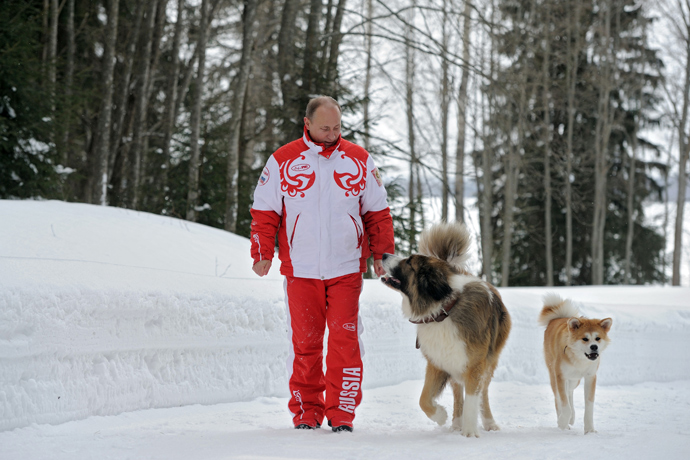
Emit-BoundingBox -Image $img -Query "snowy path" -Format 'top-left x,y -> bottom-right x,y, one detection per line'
2,380 -> 689,460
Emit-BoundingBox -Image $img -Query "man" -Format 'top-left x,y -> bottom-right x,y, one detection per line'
250,96 -> 395,433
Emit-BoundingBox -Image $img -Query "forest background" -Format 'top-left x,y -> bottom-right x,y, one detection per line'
2,0 -> 689,287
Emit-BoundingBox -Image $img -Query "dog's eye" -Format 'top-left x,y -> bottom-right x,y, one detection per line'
582,337 -> 589,342
595,337 -> 601,341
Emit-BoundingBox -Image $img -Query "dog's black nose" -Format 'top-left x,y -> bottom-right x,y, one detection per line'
590,345 -> 598,351
382,253 -> 391,261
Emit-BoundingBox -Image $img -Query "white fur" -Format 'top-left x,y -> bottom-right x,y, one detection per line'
461,394 -> 481,437
538,295 -> 579,327
430,405 -> 448,425
449,273 -> 491,298
417,321 -> 469,378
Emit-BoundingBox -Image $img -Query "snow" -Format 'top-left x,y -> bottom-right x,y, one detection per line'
1,199 -> 689,459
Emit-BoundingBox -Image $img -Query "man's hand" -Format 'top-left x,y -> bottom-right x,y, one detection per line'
252,260 -> 272,277
373,259 -> 386,277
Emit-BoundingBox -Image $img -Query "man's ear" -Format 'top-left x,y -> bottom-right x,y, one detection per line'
304,117 -> 310,130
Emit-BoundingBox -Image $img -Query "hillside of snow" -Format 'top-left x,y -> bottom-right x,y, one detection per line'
1,200 -> 689,459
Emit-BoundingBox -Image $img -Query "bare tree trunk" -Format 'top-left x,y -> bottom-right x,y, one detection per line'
62,0 -> 75,166
500,78 -> 525,288
673,19 -> 690,286
129,0 -> 159,209
48,0 -> 58,118
591,0 -> 615,285
186,0 -> 210,222
224,0 -> 258,232
160,0 -> 185,205
302,0 -> 323,95
363,0 -> 373,151
454,0 -> 472,224
564,0 -> 582,286
440,0 -> 450,222
109,2 -> 144,203
481,0 -> 496,284
542,1 -> 553,286
324,0 -> 347,93
277,0 -> 301,138
406,0 -> 418,252
91,0 -> 120,205
624,131 -> 638,284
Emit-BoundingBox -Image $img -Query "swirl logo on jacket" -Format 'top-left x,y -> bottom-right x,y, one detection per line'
279,155 -> 315,197
334,152 -> 367,197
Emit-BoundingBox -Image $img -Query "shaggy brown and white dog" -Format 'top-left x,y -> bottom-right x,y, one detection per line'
381,222 -> 511,437
539,294 -> 612,434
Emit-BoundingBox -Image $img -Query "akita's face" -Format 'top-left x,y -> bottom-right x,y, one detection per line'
380,253 -> 454,315
567,317 -> 612,361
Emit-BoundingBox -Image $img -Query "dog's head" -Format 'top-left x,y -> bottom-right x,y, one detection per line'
567,316 -> 612,361
380,253 -> 455,316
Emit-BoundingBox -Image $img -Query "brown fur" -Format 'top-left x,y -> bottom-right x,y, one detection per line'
539,294 -> 612,434
381,222 -> 511,437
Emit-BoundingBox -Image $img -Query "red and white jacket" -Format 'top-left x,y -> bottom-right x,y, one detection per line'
250,128 -> 395,279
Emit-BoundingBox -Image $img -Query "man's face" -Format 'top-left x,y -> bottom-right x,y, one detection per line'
304,104 -> 341,147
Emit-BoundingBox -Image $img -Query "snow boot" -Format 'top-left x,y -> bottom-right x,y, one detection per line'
328,420 -> 353,433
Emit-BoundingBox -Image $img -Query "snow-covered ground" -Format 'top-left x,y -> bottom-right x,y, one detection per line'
1,200 -> 689,459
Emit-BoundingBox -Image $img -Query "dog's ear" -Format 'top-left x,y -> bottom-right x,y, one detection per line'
567,317 -> 581,331
599,317 -> 612,332
417,265 -> 453,301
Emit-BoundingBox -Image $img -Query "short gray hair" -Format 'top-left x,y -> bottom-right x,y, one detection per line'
305,96 -> 342,120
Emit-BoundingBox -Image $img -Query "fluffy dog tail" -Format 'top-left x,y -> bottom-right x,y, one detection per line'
418,222 -> 471,270
538,293 -> 579,327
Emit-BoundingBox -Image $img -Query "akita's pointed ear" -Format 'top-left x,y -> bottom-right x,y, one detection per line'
418,265 -> 453,301
567,317 -> 582,331
599,317 -> 612,332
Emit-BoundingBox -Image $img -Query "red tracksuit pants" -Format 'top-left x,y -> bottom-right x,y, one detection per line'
284,273 -> 364,428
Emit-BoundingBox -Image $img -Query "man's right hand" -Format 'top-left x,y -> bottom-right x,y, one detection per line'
252,260 -> 272,277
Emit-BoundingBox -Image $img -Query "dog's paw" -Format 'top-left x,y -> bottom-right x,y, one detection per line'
461,425 -> 481,438
558,410 -> 572,430
483,419 -> 500,431
430,406 -> 448,426
585,425 -> 597,435
451,417 -> 462,431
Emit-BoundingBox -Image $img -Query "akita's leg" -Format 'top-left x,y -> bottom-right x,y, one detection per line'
459,362 -> 485,438
480,379 -> 500,431
583,375 -> 597,434
555,372 -> 571,430
419,362 -> 449,426
548,368 -> 560,416
450,381 -> 464,431
567,379 -> 578,426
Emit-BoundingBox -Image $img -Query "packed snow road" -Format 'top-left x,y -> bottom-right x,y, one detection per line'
1,379 -> 689,460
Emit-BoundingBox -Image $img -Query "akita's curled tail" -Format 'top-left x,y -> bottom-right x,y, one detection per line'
538,293 -> 579,327
418,222 -> 471,270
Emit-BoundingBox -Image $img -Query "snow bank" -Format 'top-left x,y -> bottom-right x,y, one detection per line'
1,200 -> 689,432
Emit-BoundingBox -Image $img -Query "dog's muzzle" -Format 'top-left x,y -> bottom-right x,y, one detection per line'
585,352 -> 599,361
380,253 -> 402,290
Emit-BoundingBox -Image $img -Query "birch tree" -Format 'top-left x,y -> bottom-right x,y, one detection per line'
91,0 -> 120,205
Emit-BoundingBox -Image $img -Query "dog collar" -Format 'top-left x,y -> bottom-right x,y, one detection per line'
409,297 -> 459,325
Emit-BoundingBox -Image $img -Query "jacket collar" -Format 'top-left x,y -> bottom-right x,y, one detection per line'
303,126 -> 341,158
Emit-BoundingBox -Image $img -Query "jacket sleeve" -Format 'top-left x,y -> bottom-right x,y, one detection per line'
361,154 -> 395,260
250,156 -> 282,265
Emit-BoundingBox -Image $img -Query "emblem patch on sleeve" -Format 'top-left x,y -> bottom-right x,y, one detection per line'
371,167 -> 383,187
258,167 -> 270,186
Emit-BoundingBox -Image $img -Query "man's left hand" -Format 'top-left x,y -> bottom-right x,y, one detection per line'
373,259 -> 386,278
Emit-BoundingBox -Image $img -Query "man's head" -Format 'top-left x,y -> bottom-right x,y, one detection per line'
304,96 -> 342,147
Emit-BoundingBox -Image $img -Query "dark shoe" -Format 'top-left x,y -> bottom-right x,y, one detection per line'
328,420 -> 353,433
295,423 -> 320,430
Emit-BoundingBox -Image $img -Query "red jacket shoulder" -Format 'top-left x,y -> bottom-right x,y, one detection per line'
273,138 -> 307,163
339,139 -> 370,161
